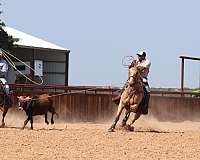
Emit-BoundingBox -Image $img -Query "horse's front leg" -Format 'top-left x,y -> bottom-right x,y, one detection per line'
108,102 -> 125,132
0,107 -> 8,128
127,110 -> 142,131
121,108 -> 131,127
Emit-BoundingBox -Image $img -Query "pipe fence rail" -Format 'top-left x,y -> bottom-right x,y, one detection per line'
9,84 -> 199,97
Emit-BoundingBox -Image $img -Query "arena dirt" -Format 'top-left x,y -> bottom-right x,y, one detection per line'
0,111 -> 200,160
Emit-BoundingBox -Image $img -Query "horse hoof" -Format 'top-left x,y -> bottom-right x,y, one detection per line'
126,125 -> 134,132
108,128 -> 115,132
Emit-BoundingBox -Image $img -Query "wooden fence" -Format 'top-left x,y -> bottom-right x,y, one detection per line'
150,96 -> 200,121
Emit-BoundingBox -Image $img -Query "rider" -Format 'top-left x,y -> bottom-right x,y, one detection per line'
135,51 -> 151,114
0,50 -> 9,95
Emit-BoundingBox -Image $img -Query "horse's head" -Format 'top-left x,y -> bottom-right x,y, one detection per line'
128,66 -> 142,86
17,96 -> 31,110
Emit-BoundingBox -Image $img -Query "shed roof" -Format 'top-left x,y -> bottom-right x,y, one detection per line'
3,26 -> 69,51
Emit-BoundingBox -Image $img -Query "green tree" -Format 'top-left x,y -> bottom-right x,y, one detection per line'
0,2 -> 5,27
0,2 -> 15,51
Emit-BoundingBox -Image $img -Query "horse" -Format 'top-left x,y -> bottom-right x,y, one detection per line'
0,82 -> 12,128
108,66 -> 144,132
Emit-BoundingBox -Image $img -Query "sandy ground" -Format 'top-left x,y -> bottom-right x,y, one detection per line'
0,113 -> 200,160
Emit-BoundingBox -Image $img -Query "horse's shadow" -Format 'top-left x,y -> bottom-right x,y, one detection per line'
116,126 -> 184,134
134,129 -> 184,134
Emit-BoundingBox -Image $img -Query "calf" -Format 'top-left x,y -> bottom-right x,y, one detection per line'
17,94 -> 58,129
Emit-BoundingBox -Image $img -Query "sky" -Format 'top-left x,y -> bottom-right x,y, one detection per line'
2,0 -> 200,88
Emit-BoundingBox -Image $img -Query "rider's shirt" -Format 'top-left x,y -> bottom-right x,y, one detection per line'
136,59 -> 151,79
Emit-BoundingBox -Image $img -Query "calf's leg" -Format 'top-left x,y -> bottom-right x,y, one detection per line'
30,116 -> 33,129
51,111 -> 55,125
49,107 -> 56,125
45,113 -> 49,125
23,116 -> 30,129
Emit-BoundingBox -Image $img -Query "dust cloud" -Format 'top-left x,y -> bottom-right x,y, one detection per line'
128,115 -> 200,133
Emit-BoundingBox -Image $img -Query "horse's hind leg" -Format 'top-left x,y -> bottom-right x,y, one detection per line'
108,102 -> 125,132
45,113 -> 49,125
0,107 -> 8,128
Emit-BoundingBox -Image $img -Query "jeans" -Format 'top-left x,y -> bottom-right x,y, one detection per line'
141,84 -> 150,114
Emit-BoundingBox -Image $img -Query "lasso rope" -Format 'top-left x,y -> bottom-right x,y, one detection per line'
19,85 -> 121,101
0,48 -> 43,85
122,56 -> 134,68
30,81 -> 124,101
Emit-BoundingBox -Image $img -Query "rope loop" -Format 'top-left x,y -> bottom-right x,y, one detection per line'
122,56 -> 134,68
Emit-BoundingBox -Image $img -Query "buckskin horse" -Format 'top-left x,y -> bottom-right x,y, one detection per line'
108,65 -> 144,132
0,82 -> 12,128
